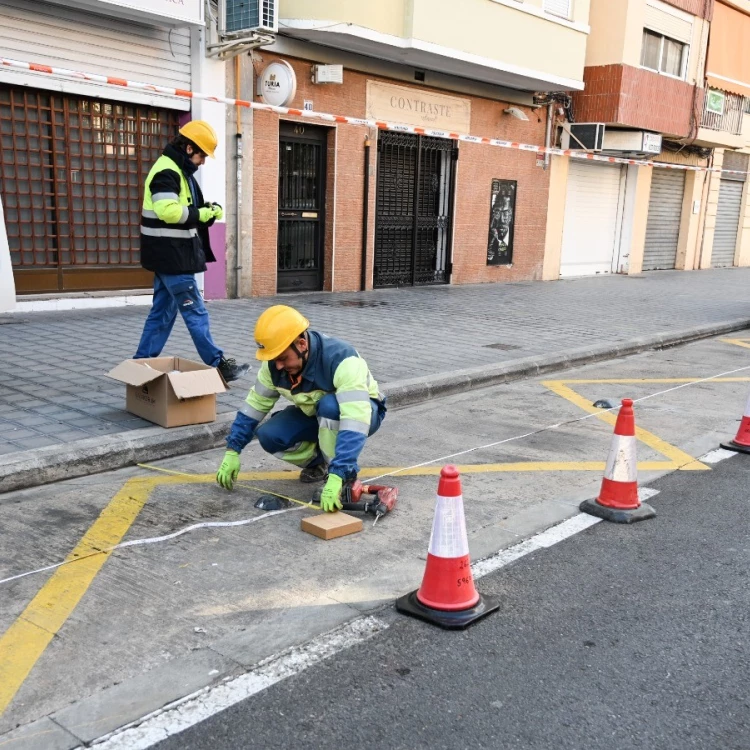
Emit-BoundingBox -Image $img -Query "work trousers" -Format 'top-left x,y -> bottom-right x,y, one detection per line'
255,393 -> 385,468
134,273 -> 223,366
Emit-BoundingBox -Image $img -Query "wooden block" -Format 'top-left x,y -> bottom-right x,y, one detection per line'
301,512 -> 363,540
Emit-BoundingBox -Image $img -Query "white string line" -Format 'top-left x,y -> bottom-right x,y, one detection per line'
365,363 -> 750,483
0,507 -> 300,587
3,363 -> 749,588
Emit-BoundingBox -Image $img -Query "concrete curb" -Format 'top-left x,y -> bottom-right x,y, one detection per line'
1,317 -> 748,494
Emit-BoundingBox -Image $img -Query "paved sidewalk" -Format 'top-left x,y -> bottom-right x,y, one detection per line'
1,268 -> 749,469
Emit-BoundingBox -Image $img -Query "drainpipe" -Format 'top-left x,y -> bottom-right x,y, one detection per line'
544,102 -> 554,170
696,149 -> 715,270
234,54 -> 243,299
361,135 -> 371,291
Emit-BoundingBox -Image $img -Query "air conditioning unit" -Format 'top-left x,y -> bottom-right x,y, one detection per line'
560,124 -> 663,158
560,123 -> 605,151
602,129 -> 662,157
220,0 -> 278,36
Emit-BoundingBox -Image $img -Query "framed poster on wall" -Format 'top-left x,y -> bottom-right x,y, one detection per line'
487,179 -> 517,266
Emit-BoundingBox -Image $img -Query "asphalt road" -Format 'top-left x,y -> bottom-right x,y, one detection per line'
157,454 -> 750,750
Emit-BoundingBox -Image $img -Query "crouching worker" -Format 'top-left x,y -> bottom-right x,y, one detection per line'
216,305 -> 386,511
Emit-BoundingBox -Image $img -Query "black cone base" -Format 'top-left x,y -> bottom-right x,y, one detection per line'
580,498 -> 656,524
720,441 -> 750,455
395,590 -> 499,630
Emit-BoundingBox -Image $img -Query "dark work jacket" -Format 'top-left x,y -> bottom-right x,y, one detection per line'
139,144 -> 217,275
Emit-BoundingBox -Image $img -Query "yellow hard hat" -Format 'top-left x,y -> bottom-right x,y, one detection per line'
179,120 -> 218,158
254,305 -> 310,361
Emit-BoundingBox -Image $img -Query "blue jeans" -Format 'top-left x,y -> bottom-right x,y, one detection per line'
134,273 -> 223,366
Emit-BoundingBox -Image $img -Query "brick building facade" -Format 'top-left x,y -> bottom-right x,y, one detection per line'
250,52 -> 550,297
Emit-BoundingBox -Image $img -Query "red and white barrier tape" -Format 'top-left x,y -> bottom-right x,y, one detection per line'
1,55 -> 745,176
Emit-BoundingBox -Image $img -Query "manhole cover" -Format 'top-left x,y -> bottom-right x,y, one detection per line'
483,342 -> 521,351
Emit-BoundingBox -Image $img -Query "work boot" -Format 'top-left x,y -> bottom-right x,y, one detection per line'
300,463 -> 328,483
217,357 -> 250,383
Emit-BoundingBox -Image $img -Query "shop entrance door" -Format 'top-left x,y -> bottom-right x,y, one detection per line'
373,131 -> 457,288
277,122 -> 326,292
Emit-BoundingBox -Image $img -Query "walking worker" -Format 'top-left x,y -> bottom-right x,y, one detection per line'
134,120 -> 249,383
216,305 -> 387,512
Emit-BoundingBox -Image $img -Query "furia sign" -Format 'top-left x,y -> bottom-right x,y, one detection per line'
258,61 -> 298,107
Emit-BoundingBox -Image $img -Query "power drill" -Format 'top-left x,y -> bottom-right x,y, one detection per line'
313,480 -> 399,525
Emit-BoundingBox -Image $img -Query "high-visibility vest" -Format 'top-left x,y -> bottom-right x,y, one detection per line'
139,154 -> 207,275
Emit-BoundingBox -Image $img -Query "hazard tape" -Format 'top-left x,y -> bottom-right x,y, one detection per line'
1,55 -> 746,176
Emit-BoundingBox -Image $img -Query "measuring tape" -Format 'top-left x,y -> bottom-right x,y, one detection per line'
137,463 -> 317,509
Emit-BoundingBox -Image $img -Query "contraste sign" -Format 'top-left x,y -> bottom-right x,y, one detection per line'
258,61 -> 297,107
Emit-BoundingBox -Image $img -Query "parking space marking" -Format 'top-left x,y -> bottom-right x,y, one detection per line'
0,478 -> 154,715
5,371 -> 737,716
721,338 -> 750,351
542,379 -> 712,470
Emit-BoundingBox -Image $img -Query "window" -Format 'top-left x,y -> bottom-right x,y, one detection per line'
544,0 -> 571,19
641,29 -> 687,78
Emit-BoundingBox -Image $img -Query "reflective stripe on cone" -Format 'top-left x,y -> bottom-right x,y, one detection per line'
396,465 -> 499,628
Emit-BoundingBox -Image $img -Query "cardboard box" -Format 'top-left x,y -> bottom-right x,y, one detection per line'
301,512 -> 363,541
106,356 -> 228,428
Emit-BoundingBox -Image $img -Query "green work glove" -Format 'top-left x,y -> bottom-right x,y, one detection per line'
319,474 -> 343,513
198,206 -> 213,223
210,202 -> 224,220
216,450 -> 240,490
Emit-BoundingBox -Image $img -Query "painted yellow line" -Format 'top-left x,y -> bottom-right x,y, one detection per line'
721,338 -> 750,351
0,429 -> 702,716
542,380 -> 709,471
139,460 -> 684,486
0,478 -> 154,716
557,377 -> 750,384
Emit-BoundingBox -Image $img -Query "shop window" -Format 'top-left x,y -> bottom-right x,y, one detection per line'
641,29 -> 687,79
0,84 -> 177,289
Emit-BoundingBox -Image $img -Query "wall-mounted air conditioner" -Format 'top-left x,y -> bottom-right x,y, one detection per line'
601,129 -> 662,157
560,124 -> 662,158
220,0 -> 278,37
560,123 -> 605,151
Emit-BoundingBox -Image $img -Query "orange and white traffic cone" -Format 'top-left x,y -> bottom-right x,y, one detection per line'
721,389 -> 750,454
580,399 -> 656,524
396,465 -> 498,629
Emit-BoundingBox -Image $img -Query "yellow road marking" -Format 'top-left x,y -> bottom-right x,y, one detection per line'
0,478 -> 153,716
5,368 -> 729,715
557,377 -> 750,384
721,338 -> 750,351
542,380 -> 709,470
142,461 -> 683,485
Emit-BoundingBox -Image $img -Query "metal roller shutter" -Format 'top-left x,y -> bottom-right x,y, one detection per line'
0,0 -> 191,110
643,169 -> 685,270
712,179 -> 744,267
560,161 -> 624,277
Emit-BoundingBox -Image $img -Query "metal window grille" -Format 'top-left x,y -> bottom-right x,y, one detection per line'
374,131 -> 456,288
0,84 -> 177,291
701,90 -> 745,136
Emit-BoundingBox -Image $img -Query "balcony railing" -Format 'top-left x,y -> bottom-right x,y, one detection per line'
701,90 -> 745,135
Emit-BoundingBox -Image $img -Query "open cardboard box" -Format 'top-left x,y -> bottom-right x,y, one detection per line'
106,356 -> 228,428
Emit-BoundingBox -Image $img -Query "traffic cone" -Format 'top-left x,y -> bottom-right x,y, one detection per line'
720,389 -> 750,454
396,465 -> 499,629
580,399 -> 656,523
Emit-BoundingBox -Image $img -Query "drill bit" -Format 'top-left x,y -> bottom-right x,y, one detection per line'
373,513 -> 382,527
